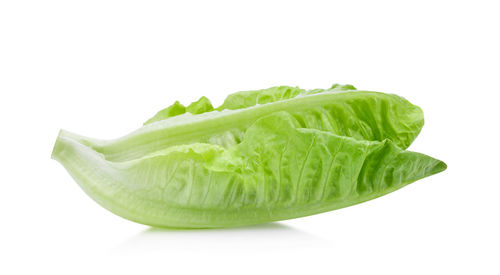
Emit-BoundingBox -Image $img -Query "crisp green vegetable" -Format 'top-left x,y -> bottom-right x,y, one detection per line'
52,84 -> 446,228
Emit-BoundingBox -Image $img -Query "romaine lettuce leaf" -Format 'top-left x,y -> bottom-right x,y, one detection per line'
52,84 -> 444,228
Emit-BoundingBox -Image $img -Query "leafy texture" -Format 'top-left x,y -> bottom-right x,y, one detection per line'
52,84 -> 445,228
144,96 -> 215,125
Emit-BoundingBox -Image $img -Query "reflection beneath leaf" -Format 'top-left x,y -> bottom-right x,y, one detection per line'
113,222 -> 330,255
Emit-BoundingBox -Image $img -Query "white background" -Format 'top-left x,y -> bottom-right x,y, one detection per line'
1,1 -> 499,274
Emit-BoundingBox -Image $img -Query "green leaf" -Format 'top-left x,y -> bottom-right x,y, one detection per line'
52,84 -> 444,228
144,84 -> 356,125
52,111 -> 445,228
186,96 -> 214,114
144,96 -> 214,125
82,89 -> 423,163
